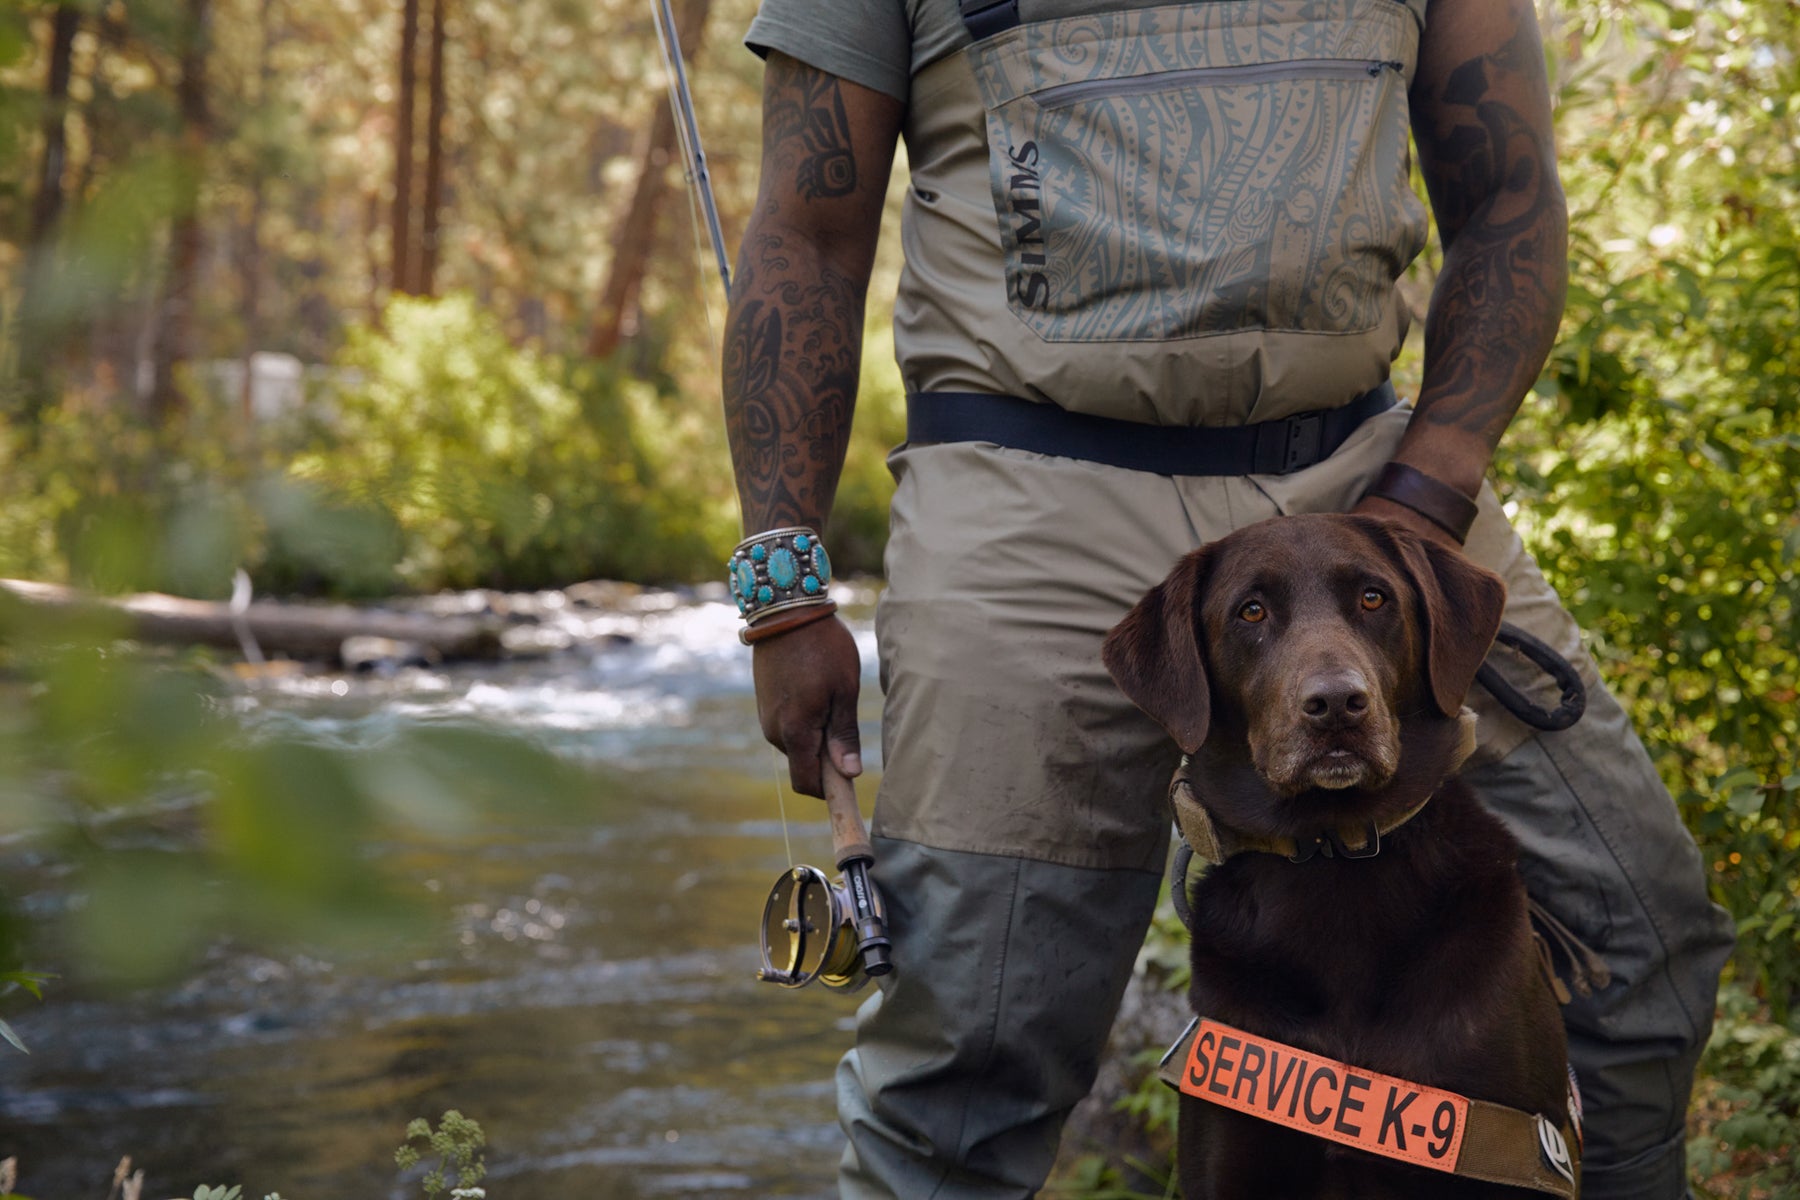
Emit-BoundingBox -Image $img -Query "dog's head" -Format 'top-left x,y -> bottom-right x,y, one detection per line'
1102,514 -> 1505,799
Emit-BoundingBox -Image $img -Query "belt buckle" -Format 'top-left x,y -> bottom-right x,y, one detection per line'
1283,413 -> 1324,472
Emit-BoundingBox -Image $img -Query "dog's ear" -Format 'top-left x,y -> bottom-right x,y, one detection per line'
1102,547 -> 1213,754
1370,521 -> 1507,716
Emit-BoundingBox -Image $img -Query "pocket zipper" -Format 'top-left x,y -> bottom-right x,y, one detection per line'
1035,58 -> 1405,111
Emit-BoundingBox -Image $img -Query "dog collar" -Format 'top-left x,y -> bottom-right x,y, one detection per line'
1170,708 -> 1477,867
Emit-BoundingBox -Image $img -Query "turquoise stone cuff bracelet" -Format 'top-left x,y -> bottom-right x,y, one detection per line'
728,526 -> 834,622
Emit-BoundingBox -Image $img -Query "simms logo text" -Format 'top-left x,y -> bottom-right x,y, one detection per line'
1007,141 -> 1049,308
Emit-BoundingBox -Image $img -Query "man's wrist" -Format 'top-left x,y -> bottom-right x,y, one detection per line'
728,526 -> 835,621
1360,463 -> 1480,544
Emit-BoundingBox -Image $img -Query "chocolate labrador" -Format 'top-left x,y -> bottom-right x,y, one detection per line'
1103,514 -> 1579,1199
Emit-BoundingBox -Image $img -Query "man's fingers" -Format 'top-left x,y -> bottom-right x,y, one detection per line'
748,615 -> 863,799
827,698 -> 862,778
784,721 -> 825,798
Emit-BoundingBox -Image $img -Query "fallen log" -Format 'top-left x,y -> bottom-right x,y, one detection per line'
0,579 -> 505,664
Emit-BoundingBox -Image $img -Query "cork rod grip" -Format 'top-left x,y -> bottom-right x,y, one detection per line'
823,758 -> 874,868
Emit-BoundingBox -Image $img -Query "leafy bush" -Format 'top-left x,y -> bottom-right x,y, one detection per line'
1494,0 -> 1800,1019
829,321 -> 908,576
292,294 -> 737,591
0,295 -> 756,598
1689,985 -> 1800,1198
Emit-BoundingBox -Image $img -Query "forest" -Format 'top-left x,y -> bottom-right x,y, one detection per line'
0,0 -> 1795,1194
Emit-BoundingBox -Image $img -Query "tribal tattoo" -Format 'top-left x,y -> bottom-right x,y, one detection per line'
722,232 -> 863,530
764,53 -> 859,201
722,55 -> 897,533
1409,3 -> 1568,464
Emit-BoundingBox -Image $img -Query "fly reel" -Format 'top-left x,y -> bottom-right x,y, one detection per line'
756,762 -> 893,992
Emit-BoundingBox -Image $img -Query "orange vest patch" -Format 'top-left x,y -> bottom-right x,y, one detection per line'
1179,1019 -> 1471,1172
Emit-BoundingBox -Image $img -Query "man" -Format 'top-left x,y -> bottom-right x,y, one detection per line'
720,0 -> 1735,1196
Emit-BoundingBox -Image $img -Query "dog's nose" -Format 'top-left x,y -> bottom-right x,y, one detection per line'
1301,672 -> 1371,728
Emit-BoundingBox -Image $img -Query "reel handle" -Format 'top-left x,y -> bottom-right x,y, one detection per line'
823,759 -> 893,977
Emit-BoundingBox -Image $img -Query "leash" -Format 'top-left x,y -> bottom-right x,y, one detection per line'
1478,623 -> 1586,732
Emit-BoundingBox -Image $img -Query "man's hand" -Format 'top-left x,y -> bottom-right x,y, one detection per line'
752,615 -> 862,798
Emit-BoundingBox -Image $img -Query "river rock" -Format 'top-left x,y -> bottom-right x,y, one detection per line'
340,635 -> 440,673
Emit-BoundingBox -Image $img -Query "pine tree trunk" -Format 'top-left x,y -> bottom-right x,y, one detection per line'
240,0 -> 275,422
418,0 -> 448,295
391,0 -> 421,295
586,0 -> 713,361
148,0 -> 211,426
26,5 -> 78,252
13,3 -> 81,415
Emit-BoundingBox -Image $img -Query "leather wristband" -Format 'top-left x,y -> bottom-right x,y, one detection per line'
1362,462 -> 1480,544
740,600 -> 839,646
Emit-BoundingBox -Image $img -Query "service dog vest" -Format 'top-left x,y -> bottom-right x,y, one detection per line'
1159,1018 -> 1584,1197
896,0 -> 1430,426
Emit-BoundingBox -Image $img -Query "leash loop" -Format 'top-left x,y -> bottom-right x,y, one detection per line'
1477,623 -> 1586,732
1169,839 -> 1196,932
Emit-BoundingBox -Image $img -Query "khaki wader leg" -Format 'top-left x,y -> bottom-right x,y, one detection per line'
839,443 -> 1280,1198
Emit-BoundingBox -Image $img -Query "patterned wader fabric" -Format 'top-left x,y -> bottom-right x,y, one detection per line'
737,0 -> 1735,1194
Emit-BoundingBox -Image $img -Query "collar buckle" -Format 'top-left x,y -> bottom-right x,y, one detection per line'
1287,835 -> 1331,864
1287,822 -> 1382,864
1331,821 -> 1383,860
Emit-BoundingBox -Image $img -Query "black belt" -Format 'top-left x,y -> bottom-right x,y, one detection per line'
906,383 -> 1396,477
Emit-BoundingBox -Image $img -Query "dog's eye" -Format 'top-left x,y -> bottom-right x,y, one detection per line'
1238,600 -> 1266,623
1360,588 -> 1386,611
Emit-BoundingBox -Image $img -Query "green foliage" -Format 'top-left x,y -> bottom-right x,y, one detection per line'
0,968 -> 52,1055
0,1111 -> 486,1198
1693,771 -> 1800,1021
829,321 -> 908,576
1496,0 -> 1800,1018
290,294 -> 736,590
0,293 -> 745,595
393,1110 -> 487,1200
1689,985 -> 1800,1197
0,577 -> 591,987
1047,1154 -> 1176,1200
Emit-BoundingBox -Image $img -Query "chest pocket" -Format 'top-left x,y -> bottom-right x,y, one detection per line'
963,0 -> 1429,345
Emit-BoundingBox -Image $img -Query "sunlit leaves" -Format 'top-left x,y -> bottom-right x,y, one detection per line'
1500,0 -> 1800,1017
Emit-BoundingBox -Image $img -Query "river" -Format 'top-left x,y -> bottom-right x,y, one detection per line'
0,587 -> 883,1199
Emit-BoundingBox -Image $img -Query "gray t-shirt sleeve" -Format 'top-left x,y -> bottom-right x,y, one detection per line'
744,0 -> 913,103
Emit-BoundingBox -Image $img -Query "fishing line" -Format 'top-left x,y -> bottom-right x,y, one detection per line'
770,752 -> 797,870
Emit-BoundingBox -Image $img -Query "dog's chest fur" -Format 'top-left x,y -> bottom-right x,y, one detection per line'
1185,782 -> 1557,1113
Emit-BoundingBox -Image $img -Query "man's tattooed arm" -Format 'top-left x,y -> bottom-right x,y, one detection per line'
1394,0 -> 1568,500
723,53 -> 902,534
